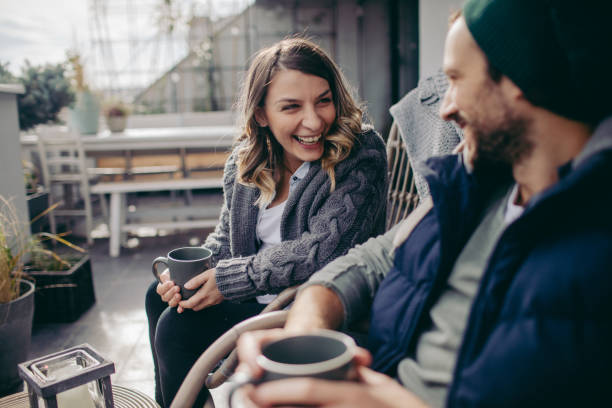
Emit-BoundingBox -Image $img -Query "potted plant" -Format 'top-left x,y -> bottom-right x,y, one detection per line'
0,197 -> 35,397
0,60 -> 75,131
24,242 -> 95,324
23,160 -> 49,234
23,160 -> 40,196
103,100 -> 130,133
20,201 -> 94,324
67,50 -> 100,135
0,196 -> 90,396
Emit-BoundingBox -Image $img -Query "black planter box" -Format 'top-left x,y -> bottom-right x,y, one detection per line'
27,190 -> 49,234
27,255 -> 96,323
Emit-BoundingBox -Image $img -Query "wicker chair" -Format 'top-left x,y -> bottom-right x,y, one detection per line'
386,121 -> 420,229
171,122 -> 420,408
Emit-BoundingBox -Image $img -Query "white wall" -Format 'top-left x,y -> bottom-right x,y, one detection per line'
419,0 -> 463,78
0,85 -> 30,238
126,111 -> 235,128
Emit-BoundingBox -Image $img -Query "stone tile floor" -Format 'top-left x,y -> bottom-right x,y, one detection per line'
28,191 -> 232,407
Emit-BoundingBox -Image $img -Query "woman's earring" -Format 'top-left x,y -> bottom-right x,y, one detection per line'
266,132 -> 273,153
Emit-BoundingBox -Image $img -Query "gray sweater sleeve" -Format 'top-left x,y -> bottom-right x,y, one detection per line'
301,223 -> 398,327
215,132 -> 388,301
202,151 -> 236,265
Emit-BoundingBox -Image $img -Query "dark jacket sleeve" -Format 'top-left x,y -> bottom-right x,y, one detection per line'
449,235 -> 612,407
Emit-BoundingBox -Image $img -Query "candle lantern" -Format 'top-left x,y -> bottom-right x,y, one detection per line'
17,343 -> 115,408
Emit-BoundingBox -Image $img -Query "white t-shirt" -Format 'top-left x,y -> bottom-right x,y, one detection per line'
255,201 -> 287,304
254,162 -> 310,304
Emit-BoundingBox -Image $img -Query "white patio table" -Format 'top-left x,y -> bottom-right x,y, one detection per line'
20,125 -> 236,153
20,125 -> 237,257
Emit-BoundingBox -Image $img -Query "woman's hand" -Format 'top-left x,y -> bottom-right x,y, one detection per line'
245,365 -> 429,408
155,269 -> 182,307
177,268 -> 224,313
453,138 -> 478,169
452,139 -> 466,154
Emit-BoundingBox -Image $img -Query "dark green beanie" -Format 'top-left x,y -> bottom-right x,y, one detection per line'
463,0 -> 612,124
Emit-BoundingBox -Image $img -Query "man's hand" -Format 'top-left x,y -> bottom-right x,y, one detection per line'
155,269 -> 182,307
236,329 -> 378,408
177,268 -> 223,312
233,285 -> 421,407
285,285 -> 345,331
237,327 -> 372,377
245,365 -> 429,407
235,284 -> 346,377
236,329 -> 299,378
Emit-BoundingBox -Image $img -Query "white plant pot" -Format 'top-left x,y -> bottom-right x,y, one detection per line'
106,116 -> 127,133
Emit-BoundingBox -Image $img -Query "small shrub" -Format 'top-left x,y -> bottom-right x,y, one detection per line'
16,61 -> 75,131
0,197 -> 85,303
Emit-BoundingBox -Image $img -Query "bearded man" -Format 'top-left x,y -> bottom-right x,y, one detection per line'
231,0 -> 612,406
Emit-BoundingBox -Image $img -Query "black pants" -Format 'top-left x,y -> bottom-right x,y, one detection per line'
145,281 -> 265,408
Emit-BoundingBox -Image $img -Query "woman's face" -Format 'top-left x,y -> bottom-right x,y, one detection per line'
256,69 -> 336,172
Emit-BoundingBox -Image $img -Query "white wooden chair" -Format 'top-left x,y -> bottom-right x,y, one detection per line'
36,127 -> 100,245
171,121 -> 420,407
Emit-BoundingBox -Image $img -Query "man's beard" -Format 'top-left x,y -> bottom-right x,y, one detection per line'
471,114 -> 533,182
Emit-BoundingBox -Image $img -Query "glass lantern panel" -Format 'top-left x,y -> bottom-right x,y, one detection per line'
30,349 -> 100,383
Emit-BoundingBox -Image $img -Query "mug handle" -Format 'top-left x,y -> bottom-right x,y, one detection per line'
225,371 -> 256,408
152,257 -> 169,282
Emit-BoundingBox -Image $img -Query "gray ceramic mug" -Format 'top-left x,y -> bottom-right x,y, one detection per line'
151,247 -> 212,300
227,329 -> 357,406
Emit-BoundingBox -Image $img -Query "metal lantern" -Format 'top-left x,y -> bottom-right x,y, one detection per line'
17,344 -> 115,408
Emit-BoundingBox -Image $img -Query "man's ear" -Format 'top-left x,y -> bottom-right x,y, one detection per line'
500,75 -> 524,101
254,107 -> 268,127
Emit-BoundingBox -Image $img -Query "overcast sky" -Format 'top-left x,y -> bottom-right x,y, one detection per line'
0,0 -> 250,89
0,0 -> 89,74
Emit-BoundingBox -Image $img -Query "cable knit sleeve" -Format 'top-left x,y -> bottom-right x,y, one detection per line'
202,149 -> 237,266
215,128 -> 388,301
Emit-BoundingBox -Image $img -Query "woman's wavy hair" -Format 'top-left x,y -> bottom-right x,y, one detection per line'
235,37 -> 363,207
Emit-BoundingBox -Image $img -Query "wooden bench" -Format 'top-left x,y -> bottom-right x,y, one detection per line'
90,177 -> 223,257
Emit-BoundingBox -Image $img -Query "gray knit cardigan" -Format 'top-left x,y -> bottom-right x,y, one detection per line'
204,125 -> 388,301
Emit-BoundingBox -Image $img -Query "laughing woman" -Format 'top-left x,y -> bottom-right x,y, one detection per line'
145,37 -> 388,407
